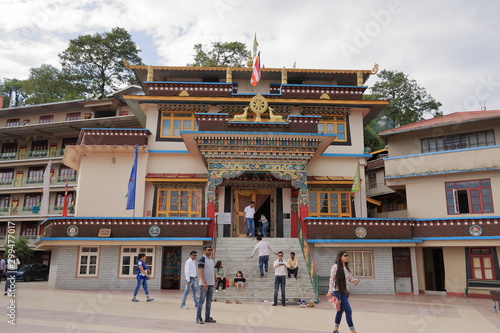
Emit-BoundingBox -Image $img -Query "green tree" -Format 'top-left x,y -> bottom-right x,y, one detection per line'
59,27 -> 143,99
0,78 -> 25,107
22,64 -> 83,104
14,237 -> 33,264
367,70 -> 442,130
188,41 -> 250,67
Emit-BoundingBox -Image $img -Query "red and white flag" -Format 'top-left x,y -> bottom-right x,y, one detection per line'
250,51 -> 261,86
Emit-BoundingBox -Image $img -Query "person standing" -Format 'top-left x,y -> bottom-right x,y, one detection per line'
244,201 -> 256,237
326,250 -> 360,333
131,253 -> 154,302
259,213 -> 269,237
4,252 -> 20,296
0,254 -> 6,287
251,236 -> 277,278
196,246 -> 216,325
286,252 -> 299,279
273,251 -> 287,306
180,250 -> 199,309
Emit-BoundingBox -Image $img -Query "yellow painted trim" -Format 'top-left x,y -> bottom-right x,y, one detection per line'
313,242 -> 419,248
307,181 -> 353,185
146,178 -> 208,182
36,240 -> 206,249
123,95 -> 389,107
366,197 -> 382,206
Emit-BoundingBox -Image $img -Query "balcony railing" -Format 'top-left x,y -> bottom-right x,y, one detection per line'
0,149 -> 65,161
144,82 -> 237,97
0,205 -> 75,217
0,235 -> 41,246
0,176 -> 76,188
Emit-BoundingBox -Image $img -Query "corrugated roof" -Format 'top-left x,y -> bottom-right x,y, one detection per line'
379,110 -> 500,136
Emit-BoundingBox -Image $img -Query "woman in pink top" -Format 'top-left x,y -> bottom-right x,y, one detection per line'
326,250 -> 360,333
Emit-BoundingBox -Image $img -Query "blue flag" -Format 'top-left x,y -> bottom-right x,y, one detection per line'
126,146 -> 138,210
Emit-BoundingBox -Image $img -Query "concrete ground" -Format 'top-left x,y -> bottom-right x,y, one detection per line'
1,281 -> 500,333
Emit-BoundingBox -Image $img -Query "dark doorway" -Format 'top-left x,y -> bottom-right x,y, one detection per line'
392,247 -> 413,293
423,247 -> 445,291
255,196 -> 271,237
162,246 -> 181,289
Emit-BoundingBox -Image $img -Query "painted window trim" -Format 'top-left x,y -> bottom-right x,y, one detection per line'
77,246 -> 100,277
119,246 -> 155,278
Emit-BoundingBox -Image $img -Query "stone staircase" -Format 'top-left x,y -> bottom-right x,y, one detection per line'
212,237 -> 317,303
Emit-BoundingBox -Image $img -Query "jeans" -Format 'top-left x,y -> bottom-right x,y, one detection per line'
274,275 -> 286,305
333,291 -> 354,330
262,221 -> 269,237
197,285 -> 214,320
4,271 -> 16,293
216,277 -> 226,291
181,277 -> 198,307
133,278 -> 149,297
245,218 -> 255,237
258,255 -> 269,277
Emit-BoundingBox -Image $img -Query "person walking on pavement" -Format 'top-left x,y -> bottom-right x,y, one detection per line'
180,250 -> 199,309
273,251 -> 287,306
251,236 -> 277,278
131,253 -> 154,302
244,201 -> 256,237
287,252 -> 299,279
0,254 -> 6,287
326,250 -> 360,333
196,245 -> 216,325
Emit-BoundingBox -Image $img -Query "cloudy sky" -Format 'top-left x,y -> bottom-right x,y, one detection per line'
1,0 -> 499,114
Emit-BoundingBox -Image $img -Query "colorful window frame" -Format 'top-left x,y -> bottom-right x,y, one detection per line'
422,129 -> 495,153
308,190 -> 351,217
445,179 -> 494,215
318,116 -> 347,142
470,248 -> 495,280
39,115 -> 54,124
156,188 -> 202,217
160,112 -> 198,138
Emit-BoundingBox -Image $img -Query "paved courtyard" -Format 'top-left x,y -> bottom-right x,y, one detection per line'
1,281 -> 500,333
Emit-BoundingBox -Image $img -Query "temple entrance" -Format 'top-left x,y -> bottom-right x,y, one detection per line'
234,189 -> 271,237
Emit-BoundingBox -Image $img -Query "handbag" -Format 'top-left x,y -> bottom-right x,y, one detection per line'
225,278 -> 230,288
327,294 -> 341,311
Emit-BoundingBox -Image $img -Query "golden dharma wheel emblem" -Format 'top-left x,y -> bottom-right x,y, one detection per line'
250,94 -> 268,122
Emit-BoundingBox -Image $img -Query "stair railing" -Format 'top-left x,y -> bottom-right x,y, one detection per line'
297,219 -> 320,301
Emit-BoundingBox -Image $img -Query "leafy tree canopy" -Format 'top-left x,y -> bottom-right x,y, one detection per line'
14,237 -> 34,264
0,78 -> 25,108
188,41 -> 250,67
367,69 -> 442,130
59,27 -> 143,99
23,64 -> 84,104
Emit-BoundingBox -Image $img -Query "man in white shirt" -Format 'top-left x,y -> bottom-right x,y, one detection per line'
180,250 -> 199,309
251,236 -> 277,278
244,201 -> 256,237
0,254 -> 6,287
273,251 -> 288,306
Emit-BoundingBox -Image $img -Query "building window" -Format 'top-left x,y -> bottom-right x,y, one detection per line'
39,115 -> 54,124
58,165 -> 77,182
55,191 -> 74,208
308,191 -> 351,217
24,194 -> 41,210
30,140 -> 48,157
156,188 -> 202,217
318,116 -> 347,142
78,247 -> 99,277
346,250 -> 373,277
446,179 -> 494,215
160,112 -> 198,138
368,173 -> 377,189
66,112 -> 81,121
27,167 -> 45,184
0,169 -> 14,185
62,137 -> 78,148
0,195 -> 9,212
21,221 -> 38,237
470,248 -> 495,280
119,247 -> 155,278
6,118 -> 20,127
422,129 -> 495,153
0,223 -> 6,237
1,143 -> 17,160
